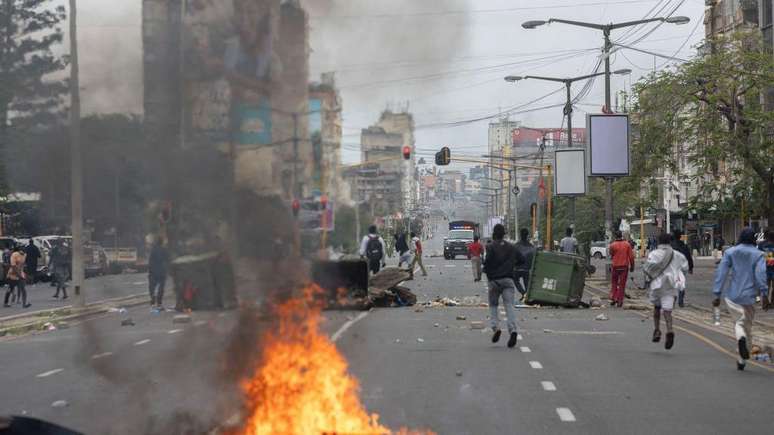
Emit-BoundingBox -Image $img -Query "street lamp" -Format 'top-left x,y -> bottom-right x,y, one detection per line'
522,15 -> 688,239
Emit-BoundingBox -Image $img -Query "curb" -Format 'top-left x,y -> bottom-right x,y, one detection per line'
0,293 -> 149,337
0,292 -> 148,324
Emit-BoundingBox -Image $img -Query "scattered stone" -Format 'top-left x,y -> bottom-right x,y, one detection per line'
590,298 -> 602,308
543,329 -> 553,333
416,338 -> 425,343
414,308 -> 424,313
456,315 -> 467,321
595,314 -> 609,321
470,321 -> 485,330
434,323 -> 440,327
478,302 -> 489,307
56,322 -> 69,330
51,400 -> 69,408
395,339 -> 401,343
43,322 -> 57,331
173,315 -> 192,324
456,371 -> 463,377
121,318 -> 135,326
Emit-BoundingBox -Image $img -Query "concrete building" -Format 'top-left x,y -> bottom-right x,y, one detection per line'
309,72 -> 345,203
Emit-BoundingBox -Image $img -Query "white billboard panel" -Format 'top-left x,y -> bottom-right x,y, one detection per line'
587,114 -> 630,176
554,149 -> 586,196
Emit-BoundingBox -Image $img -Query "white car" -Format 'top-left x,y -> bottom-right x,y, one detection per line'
590,241 -> 608,259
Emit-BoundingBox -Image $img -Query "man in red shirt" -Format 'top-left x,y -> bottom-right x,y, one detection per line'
468,235 -> 484,282
609,230 -> 635,307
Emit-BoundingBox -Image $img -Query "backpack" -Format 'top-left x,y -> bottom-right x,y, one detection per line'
366,236 -> 383,261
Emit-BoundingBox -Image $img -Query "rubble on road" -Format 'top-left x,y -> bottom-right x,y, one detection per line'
120,318 -> 135,326
456,315 -> 467,320
590,298 -> 602,308
595,314 -> 609,321
416,338 -> 424,343
51,400 -> 69,408
368,268 -> 418,308
470,321 -> 485,330
173,314 -> 192,324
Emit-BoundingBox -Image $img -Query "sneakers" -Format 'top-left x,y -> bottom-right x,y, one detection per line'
738,337 -> 750,360
652,329 -> 661,343
23,303 -> 31,309
737,360 -> 746,371
491,329 -> 502,343
665,332 -> 675,350
507,332 -> 518,348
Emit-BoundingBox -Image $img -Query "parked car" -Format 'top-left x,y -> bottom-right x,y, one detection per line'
590,241 -> 608,259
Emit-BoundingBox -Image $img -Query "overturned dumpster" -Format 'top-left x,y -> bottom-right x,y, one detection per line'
525,251 -> 587,307
171,251 -> 237,311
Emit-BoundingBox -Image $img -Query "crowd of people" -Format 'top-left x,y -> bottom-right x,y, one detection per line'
2,239 -> 72,309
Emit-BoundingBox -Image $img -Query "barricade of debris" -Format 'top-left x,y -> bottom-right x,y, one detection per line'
368,267 -> 417,308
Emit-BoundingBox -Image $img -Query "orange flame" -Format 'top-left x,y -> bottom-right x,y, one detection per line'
238,285 -> 427,435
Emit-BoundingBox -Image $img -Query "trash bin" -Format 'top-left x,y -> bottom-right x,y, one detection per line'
525,251 -> 586,307
171,252 -> 221,310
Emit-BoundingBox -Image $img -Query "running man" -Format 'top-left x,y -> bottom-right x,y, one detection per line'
644,233 -> 688,350
713,228 -> 769,371
483,224 -> 525,348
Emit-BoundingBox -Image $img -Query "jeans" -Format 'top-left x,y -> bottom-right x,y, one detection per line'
53,266 -> 68,297
471,256 -> 482,281
368,259 -> 381,275
610,267 -> 629,304
488,278 -> 517,333
149,274 -> 166,306
4,279 -> 26,306
514,270 -> 530,295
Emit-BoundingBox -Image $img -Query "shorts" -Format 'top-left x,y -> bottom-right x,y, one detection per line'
650,294 -> 676,311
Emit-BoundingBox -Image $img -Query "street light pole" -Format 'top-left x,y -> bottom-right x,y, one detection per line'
69,0 -> 84,307
522,15 -> 689,241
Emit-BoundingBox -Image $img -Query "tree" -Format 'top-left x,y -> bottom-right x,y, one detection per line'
632,30 -> 774,225
0,0 -> 68,191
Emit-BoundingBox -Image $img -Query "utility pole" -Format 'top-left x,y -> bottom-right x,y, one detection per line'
603,29 -> 614,243
69,0 -> 84,307
292,113 -> 300,198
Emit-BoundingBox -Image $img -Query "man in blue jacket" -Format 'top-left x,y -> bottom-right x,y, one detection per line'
713,228 -> 769,371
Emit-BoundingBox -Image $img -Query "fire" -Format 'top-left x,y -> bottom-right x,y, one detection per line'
237,285 -> 423,435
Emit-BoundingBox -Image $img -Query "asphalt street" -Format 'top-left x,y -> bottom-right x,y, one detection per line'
1,224 -> 773,434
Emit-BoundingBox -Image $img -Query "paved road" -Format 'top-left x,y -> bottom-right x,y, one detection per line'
1,273 -> 159,318
1,221 -> 773,434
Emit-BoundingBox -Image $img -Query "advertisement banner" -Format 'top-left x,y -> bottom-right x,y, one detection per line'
587,114 -> 630,176
554,149 -> 587,196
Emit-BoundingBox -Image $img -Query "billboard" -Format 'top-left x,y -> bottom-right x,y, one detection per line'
182,0 -> 279,148
587,114 -> 630,176
554,149 -> 586,196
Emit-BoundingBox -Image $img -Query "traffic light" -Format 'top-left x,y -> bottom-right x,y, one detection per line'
435,146 -> 451,166
402,145 -> 411,160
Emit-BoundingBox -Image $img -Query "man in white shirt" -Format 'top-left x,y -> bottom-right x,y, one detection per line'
359,225 -> 386,275
559,227 -> 578,254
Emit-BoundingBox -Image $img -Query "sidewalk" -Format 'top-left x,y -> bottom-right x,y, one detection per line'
0,273 -> 156,320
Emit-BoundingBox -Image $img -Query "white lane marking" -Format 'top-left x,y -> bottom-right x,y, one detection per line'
218,312 -> 227,318
36,368 -> 64,378
541,381 -> 557,391
529,361 -> 543,369
194,320 -> 207,326
520,346 -> 531,353
168,329 -> 183,334
91,352 -> 113,360
132,281 -> 145,285
133,339 -> 151,346
556,407 -> 576,422
331,311 -> 370,343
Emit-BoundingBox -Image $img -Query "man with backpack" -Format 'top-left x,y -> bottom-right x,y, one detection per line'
360,225 -> 386,275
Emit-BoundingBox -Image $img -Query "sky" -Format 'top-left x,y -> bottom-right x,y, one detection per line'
64,0 -> 706,166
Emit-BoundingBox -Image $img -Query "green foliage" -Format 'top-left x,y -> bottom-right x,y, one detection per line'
631,30 -> 774,223
0,0 -> 68,192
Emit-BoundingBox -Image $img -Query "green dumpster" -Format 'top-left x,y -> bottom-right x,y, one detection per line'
525,251 -> 586,307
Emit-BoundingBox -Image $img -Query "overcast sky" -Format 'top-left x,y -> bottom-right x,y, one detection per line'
67,0 -> 706,165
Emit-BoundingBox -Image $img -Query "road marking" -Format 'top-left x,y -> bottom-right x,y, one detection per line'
132,281 -> 145,285
520,346 -> 531,353
194,320 -> 207,326
529,361 -> 543,369
91,352 -> 112,360
541,381 -> 557,391
168,329 -> 183,334
36,369 -> 63,378
556,407 -> 576,422
332,311 -> 370,343
444,264 -> 456,268
134,339 -> 151,346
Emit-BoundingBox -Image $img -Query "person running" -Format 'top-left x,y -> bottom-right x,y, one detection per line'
409,232 -> 428,279
24,240 -> 41,285
395,232 -> 410,268
148,238 -> 170,309
483,224 -> 525,348
4,246 -> 29,308
758,229 -> 774,306
514,228 -> 535,298
467,235 -> 484,282
609,230 -> 635,307
359,225 -> 386,275
671,229 -> 694,308
645,232 -> 688,350
713,228 -> 769,371
49,242 -> 70,299
559,227 -> 578,254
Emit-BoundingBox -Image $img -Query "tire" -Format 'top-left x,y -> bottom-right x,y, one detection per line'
593,252 -> 603,259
